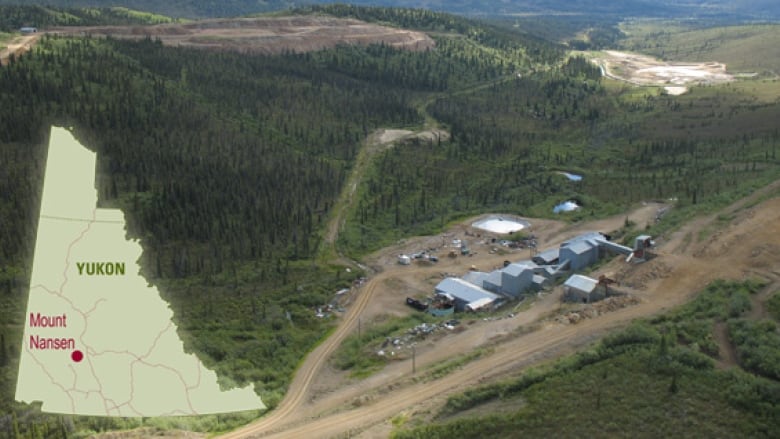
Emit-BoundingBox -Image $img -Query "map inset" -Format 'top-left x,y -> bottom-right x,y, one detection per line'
15,127 -> 264,416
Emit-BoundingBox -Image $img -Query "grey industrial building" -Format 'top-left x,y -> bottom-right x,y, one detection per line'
558,232 -> 634,271
434,278 -> 500,312
467,260 -> 554,299
433,231 -> 646,311
563,274 -> 605,303
532,248 -> 560,265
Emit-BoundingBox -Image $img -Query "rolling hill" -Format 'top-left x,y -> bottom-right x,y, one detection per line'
0,0 -> 778,20
1,2 -> 779,438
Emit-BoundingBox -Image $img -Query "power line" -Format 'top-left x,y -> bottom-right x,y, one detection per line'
40,214 -> 124,224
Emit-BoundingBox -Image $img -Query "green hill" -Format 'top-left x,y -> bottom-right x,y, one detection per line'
0,4 -> 184,30
1,0 -> 779,20
0,7 -> 563,435
619,21 -> 780,74
1,4 -> 779,437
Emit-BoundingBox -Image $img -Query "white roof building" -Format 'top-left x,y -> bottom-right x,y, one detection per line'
435,277 -> 499,311
563,274 -> 604,303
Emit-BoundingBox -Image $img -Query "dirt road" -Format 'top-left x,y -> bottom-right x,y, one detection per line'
320,129 -> 412,256
222,180 -> 779,438
318,128 -> 449,266
225,127 -> 450,438
219,266 -> 432,439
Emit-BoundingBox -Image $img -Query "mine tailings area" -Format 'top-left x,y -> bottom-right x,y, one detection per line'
48,16 -> 435,55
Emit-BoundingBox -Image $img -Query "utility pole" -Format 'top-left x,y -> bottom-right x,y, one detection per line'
358,317 -> 361,342
412,346 -> 416,374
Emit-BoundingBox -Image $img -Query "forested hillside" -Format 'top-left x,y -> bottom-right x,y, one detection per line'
340,57 -> 780,254
317,0 -> 780,19
0,7 -> 568,435
0,34 -> 419,436
0,0 -> 297,19
0,4 -> 182,30
1,4 -> 780,437
1,0 -> 778,20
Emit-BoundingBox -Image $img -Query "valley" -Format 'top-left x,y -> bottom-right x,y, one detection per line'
0,3 -> 779,438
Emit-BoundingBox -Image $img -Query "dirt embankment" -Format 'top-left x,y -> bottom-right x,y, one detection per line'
49,16 -> 435,55
0,34 -> 39,66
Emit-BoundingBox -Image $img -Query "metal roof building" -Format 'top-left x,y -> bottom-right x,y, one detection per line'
532,248 -> 560,265
559,240 -> 600,271
435,277 -> 499,312
462,271 -> 490,286
463,260 -> 550,298
500,262 -> 538,297
502,261 -> 538,277
561,232 -> 605,247
466,297 -> 496,312
563,274 -> 604,303
532,274 -> 551,291
482,271 -> 504,294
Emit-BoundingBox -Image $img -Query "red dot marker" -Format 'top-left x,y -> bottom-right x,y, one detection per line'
71,350 -> 84,363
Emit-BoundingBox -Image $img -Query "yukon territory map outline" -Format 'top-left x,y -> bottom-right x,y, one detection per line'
15,127 -> 264,416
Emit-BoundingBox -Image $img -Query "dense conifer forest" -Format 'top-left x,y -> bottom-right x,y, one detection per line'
0,4 -> 182,30
1,4 -> 779,436
0,6 -> 569,435
2,0 -> 777,20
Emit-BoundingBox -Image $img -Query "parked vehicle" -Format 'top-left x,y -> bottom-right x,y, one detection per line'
406,297 -> 428,311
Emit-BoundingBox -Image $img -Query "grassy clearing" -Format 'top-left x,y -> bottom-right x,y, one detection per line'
416,347 -> 493,383
0,32 -> 13,49
332,313 -> 441,378
642,170 -> 780,242
725,80 -> 780,104
107,7 -> 179,24
768,292 -> 780,321
619,21 -> 780,74
696,211 -> 735,242
729,318 -> 780,380
393,280 -> 780,438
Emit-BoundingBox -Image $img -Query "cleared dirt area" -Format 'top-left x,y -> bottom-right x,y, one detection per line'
0,34 -> 39,66
221,181 -> 780,438
376,128 -> 450,145
49,16 -> 435,54
591,50 -> 734,94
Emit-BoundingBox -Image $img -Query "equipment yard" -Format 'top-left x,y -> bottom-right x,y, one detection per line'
0,34 -> 38,66
219,177 -> 780,438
